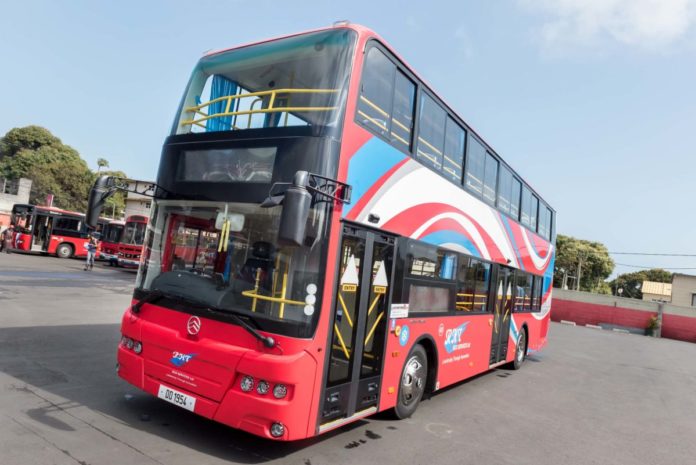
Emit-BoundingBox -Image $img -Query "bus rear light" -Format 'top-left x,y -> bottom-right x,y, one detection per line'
133,341 -> 143,354
270,422 -> 285,438
273,384 -> 288,399
256,380 -> 270,395
240,375 -> 254,392
125,337 -> 134,350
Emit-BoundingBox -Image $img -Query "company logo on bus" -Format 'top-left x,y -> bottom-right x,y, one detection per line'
170,351 -> 196,367
187,316 -> 201,335
444,322 -> 470,354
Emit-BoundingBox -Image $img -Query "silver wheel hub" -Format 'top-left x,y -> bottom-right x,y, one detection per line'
517,334 -> 525,362
401,355 -> 426,406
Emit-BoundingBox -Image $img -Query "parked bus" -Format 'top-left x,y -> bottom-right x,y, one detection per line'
100,219 -> 125,265
87,23 -> 555,441
11,204 -> 106,258
117,215 -> 148,268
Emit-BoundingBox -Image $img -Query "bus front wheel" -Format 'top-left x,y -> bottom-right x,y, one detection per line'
56,243 -> 74,259
394,344 -> 428,419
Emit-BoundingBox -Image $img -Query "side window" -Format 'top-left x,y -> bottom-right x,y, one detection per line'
391,72 -> 416,150
529,194 -> 539,231
357,48 -> 395,138
510,177 -> 521,220
514,272 -> 533,312
457,257 -> 490,312
532,276 -> 544,312
497,166 -> 512,214
545,207 -> 553,239
465,137 -> 486,196
416,94 -> 446,171
538,205 -> 548,238
483,152 -> 498,204
520,186 -> 532,227
55,218 -> 80,231
443,117 -> 466,182
401,241 -> 457,313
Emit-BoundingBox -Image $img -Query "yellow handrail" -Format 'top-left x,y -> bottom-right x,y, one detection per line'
241,289 -> 305,306
181,88 -> 339,128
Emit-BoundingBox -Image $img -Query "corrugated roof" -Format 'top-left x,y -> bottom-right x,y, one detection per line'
642,281 -> 672,297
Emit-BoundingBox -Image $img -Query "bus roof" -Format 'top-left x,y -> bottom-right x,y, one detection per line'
204,23 -> 553,212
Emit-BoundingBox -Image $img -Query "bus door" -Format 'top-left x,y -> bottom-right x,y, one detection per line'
320,224 -> 394,428
32,214 -> 51,252
489,266 -> 513,366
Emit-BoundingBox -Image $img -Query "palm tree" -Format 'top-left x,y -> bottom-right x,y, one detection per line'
96,158 -> 109,173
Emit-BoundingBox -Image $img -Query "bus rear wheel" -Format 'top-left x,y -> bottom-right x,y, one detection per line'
509,329 -> 527,370
56,243 -> 74,259
394,344 -> 428,419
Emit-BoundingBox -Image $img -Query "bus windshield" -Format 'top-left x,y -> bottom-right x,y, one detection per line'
122,221 -> 146,245
136,200 -> 328,337
174,29 -> 356,134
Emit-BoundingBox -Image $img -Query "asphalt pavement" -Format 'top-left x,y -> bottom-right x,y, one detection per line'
1,252 -> 695,465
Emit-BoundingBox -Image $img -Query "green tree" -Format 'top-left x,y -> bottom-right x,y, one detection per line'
0,126 -> 128,214
100,170 -> 127,218
0,126 -> 61,160
553,234 -> 615,293
609,269 -> 672,299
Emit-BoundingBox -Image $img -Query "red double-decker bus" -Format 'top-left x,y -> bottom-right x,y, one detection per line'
11,204 -> 106,259
87,23 -> 555,441
100,219 -> 125,265
117,215 -> 148,268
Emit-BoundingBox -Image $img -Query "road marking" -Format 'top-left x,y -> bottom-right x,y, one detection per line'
585,324 -> 602,329
560,320 -> 576,326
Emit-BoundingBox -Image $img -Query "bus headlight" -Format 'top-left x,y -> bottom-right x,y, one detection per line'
257,380 -> 270,395
240,375 -> 254,392
273,384 -> 287,399
125,338 -> 134,350
133,341 -> 143,354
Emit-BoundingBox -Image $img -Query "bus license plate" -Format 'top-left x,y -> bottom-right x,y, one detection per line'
157,385 -> 196,412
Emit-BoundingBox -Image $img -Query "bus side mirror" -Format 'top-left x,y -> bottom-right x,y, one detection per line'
277,171 -> 312,247
86,176 -> 115,228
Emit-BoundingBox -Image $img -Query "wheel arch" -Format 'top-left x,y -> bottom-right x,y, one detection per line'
412,335 -> 439,395
56,242 -> 75,258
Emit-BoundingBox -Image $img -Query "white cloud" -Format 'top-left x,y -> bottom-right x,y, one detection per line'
520,0 -> 696,50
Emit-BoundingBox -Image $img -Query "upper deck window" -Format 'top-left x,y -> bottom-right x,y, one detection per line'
357,47 -> 416,151
465,137 -> 486,196
443,117 -> 465,182
416,94 -> 446,170
175,29 -> 356,134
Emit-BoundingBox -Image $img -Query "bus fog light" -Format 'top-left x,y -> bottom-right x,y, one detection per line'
240,375 -> 254,392
270,422 -> 285,438
133,341 -> 142,354
273,384 -> 287,399
257,380 -> 270,395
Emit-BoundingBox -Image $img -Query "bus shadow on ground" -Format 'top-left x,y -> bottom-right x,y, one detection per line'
0,323 -> 367,463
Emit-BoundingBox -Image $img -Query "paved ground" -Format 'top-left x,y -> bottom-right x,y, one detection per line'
1,252 -> 696,465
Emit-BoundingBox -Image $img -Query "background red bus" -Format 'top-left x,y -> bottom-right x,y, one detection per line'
88,24 -> 556,441
100,219 -> 125,265
11,204 -> 106,259
117,215 -> 148,268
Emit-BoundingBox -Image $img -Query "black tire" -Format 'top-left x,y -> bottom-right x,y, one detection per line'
509,328 -> 527,370
55,243 -> 74,259
394,344 -> 428,419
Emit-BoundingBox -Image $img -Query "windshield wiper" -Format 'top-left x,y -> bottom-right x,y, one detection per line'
131,289 -> 164,314
155,290 -> 276,349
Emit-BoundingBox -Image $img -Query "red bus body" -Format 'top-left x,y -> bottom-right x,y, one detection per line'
10,204 -> 106,259
100,219 -> 125,265
115,24 -> 555,441
117,215 -> 148,268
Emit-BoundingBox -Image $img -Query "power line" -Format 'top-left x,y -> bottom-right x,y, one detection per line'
610,252 -> 696,257
614,263 -> 696,270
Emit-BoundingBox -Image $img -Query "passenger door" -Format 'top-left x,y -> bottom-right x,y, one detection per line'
489,267 -> 513,366
320,224 -> 395,430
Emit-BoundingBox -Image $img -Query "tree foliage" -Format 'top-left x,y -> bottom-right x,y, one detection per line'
0,126 -> 127,215
609,269 -> 672,300
553,234 -> 615,293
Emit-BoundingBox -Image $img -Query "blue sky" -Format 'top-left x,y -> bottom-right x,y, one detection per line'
2,0 -> 695,274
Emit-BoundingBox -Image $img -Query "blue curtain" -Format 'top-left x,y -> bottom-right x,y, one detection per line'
206,75 -> 238,132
